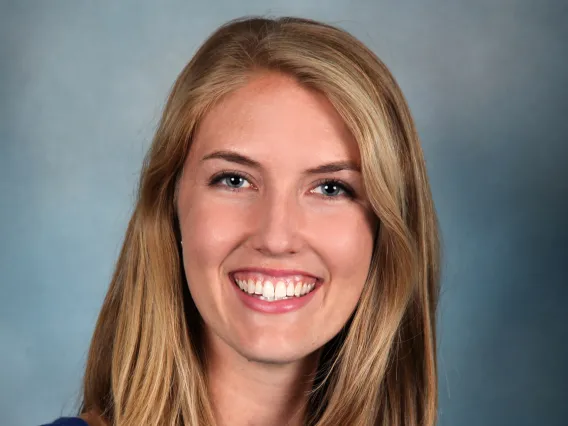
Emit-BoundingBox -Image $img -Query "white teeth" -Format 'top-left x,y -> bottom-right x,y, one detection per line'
247,279 -> 255,294
286,282 -> 295,297
262,281 -> 275,300
235,276 -> 317,301
275,281 -> 287,300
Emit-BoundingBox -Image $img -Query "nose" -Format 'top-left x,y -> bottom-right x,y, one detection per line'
249,190 -> 304,256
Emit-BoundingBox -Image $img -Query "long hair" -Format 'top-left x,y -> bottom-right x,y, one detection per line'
80,16 -> 441,426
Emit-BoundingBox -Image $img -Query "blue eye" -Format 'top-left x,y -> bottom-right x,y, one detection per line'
222,175 -> 250,189
209,173 -> 355,199
311,180 -> 355,198
209,172 -> 252,190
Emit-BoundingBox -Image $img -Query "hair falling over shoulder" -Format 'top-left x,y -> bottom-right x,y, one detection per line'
79,16 -> 441,426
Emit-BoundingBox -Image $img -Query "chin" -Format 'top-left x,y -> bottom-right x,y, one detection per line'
230,330 -> 319,365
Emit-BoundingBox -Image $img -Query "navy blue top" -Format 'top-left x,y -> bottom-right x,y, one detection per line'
40,417 -> 88,426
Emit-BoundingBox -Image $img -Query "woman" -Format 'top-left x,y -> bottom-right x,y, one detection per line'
43,16 -> 440,426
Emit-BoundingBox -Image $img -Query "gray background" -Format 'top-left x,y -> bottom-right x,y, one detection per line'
1,1 -> 566,425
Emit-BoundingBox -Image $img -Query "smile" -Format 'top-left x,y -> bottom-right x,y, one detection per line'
231,271 -> 317,302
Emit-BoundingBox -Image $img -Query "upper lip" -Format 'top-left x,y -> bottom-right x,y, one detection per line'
229,267 -> 322,280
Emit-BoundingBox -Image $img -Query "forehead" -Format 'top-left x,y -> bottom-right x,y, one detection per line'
189,73 -> 360,167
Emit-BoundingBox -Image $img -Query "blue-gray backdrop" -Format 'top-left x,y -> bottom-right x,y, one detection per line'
1,1 -> 566,425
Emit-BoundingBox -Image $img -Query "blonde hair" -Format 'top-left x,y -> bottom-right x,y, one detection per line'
80,16 -> 441,426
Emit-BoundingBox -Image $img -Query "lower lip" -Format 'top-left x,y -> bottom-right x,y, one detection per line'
231,277 -> 320,314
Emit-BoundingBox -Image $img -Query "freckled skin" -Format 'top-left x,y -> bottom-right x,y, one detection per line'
177,73 -> 375,364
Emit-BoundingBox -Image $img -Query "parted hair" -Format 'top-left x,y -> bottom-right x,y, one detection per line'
80,16 -> 441,426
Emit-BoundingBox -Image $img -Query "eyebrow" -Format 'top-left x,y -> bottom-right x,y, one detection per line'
201,150 -> 361,174
202,150 -> 262,169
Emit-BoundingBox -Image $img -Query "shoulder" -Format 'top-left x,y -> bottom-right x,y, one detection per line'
41,410 -> 108,426
39,418 -> 88,426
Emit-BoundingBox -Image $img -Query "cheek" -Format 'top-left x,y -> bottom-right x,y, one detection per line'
178,196 -> 251,324
308,208 -> 375,280
303,208 -> 375,348
180,198 -> 245,269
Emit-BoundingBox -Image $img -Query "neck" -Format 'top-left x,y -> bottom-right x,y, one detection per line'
205,332 -> 320,426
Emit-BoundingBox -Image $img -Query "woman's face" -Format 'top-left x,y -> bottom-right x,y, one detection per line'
177,73 -> 376,364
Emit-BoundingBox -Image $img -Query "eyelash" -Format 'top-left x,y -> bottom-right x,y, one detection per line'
208,171 -> 356,200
